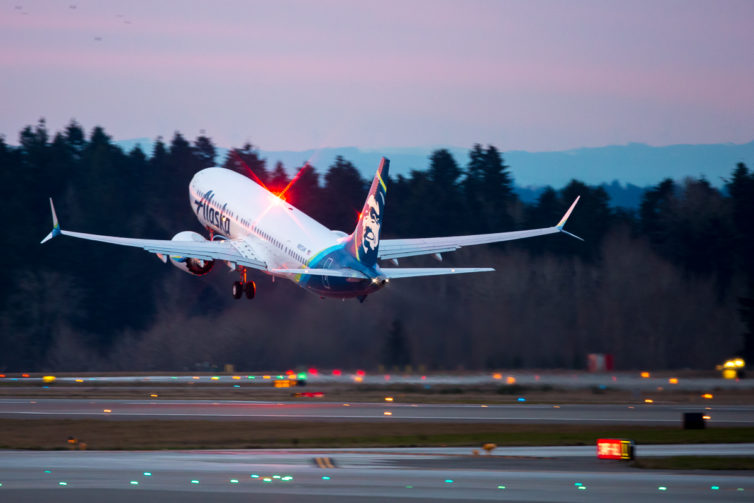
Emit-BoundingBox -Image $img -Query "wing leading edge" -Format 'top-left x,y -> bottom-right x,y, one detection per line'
378,196 -> 582,261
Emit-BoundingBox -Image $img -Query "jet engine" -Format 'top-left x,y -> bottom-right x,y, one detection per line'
168,231 -> 214,276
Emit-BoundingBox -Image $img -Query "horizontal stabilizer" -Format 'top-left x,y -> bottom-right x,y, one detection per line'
271,268 -> 368,279
381,267 -> 494,279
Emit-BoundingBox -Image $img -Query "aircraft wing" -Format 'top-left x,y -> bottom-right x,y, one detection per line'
270,268 -> 367,279
40,200 -> 267,270
378,196 -> 582,261
380,267 -> 494,279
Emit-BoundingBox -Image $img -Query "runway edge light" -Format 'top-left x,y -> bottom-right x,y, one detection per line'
596,439 -> 634,460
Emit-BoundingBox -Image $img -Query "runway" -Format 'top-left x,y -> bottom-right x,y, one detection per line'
0,446 -> 751,502
1,398 -> 752,425
3,371 -> 752,390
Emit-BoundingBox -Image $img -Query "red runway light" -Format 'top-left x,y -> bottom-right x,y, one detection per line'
22,373 -> 30,378
332,369 -> 342,376
308,368 -> 318,376
356,370 -> 365,377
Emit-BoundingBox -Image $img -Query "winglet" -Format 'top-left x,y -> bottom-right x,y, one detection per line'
556,196 -> 584,241
40,198 -> 62,244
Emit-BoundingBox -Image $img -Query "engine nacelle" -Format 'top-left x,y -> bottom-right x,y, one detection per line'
169,231 -> 214,276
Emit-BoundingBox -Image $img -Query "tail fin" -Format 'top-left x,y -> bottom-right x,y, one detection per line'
347,157 -> 389,267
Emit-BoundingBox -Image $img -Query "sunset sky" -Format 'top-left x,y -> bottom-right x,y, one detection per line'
2,0 -> 753,151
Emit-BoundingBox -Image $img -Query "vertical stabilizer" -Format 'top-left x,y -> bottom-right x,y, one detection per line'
347,157 -> 389,267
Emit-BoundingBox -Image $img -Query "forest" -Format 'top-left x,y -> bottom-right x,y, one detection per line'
1,119 -> 752,372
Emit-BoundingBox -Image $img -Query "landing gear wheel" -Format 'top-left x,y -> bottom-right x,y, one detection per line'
232,281 -> 243,299
244,280 -> 256,299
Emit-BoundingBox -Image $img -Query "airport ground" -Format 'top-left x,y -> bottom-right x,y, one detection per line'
1,371 -> 752,501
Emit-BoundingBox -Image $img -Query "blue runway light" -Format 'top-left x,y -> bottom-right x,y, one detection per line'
574,482 -> 583,487
445,479 -> 454,483
233,385 -> 240,387
517,397 -> 526,402
251,474 -> 259,478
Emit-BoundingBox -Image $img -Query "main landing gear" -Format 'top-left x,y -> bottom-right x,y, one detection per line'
232,267 -> 256,300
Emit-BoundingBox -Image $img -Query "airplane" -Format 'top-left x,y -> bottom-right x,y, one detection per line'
41,157 -> 581,302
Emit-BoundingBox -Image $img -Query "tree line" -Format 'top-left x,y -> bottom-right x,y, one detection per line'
1,119 -> 752,371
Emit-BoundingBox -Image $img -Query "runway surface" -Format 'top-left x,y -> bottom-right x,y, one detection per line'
3,371 -> 752,390
1,398 -> 752,425
0,445 -> 751,502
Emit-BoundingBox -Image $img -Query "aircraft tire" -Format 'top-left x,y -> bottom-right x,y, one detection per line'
244,281 -> 256,299
232,281 -> 243,299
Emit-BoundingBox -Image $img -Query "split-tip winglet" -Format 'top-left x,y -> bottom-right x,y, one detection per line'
40,197 -> 61,244
556,196 -> 584,241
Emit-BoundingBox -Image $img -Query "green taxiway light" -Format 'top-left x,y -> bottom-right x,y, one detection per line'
322,476 -> 331,480
658,486 -> 667,491
497,485 -> 506,489
143,472 -> 152,476
574,482 -> 583,487
297,373 -> 307,379
251,474 -> 259,478
44,470 -> 52,474
191,480 -> 199,484
230,479 -> 239,484
578,486 -> 586,490
445,479 -> 454,484
710,486 -> 719,490
406,485 -> 413,489
273,475 -> 281,479
130,481 -> 139,485
58,482 -> 68,486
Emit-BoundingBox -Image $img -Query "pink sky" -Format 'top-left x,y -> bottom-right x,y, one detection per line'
2,0 -> 753,151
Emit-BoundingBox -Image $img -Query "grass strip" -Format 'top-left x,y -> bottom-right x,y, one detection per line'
0,419 -> 752,451
634,456 -> 754,470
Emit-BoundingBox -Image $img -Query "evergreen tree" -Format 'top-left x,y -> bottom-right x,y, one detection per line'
382,319 -> 412,369
268,161 -> 289,195
193,135 -> 217,169
321,156 -> 366,231
223,142 -> 267,186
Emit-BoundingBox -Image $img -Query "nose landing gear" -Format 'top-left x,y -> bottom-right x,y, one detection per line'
232,267 -> 256,300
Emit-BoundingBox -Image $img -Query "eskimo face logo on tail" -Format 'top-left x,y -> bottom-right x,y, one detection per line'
194,190 -> 230,234
359,192 -> 383,258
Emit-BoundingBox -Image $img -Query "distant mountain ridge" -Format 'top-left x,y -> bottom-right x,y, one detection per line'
117,139 -> 754,192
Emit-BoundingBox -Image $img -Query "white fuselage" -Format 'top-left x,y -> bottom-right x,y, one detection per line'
188,168 -> 344,279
